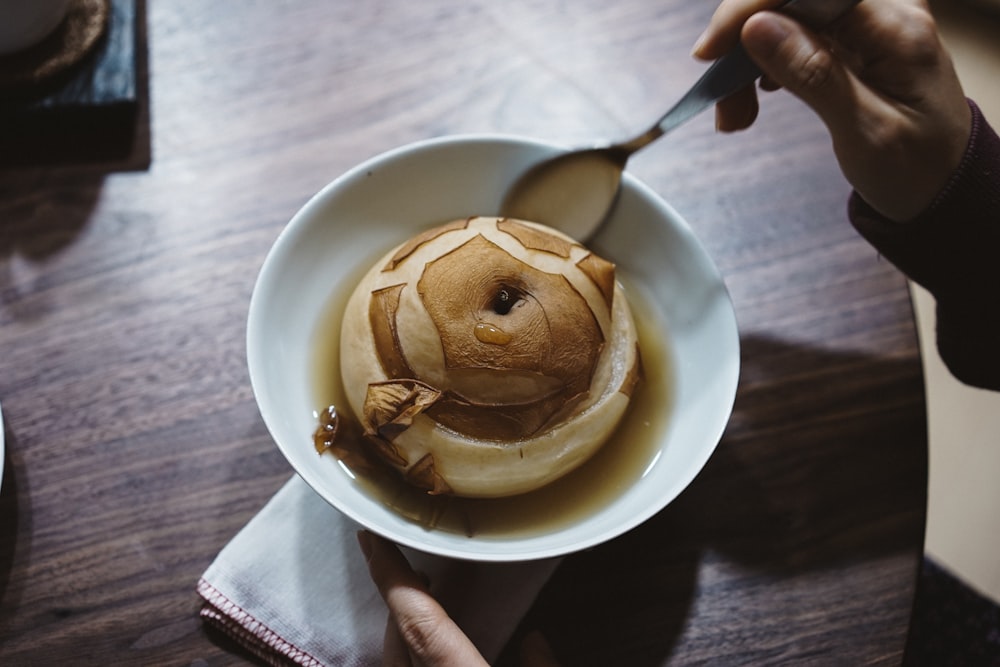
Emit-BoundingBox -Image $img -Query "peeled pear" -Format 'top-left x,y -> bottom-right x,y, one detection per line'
339,216 -> 641,498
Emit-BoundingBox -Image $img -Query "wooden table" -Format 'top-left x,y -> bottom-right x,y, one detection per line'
0,1 -> 927,664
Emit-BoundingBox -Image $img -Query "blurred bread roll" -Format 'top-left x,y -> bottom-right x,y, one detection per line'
339,216 -> 641,498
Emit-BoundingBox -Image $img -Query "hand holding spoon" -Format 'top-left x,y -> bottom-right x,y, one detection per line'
500,0 -> 861,242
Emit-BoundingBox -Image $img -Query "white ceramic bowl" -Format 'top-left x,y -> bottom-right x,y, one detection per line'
247,135 -> 739,561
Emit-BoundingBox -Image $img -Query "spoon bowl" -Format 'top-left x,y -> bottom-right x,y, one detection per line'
500,146 -> 628,242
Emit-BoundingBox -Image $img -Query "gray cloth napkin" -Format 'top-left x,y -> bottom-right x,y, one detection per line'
198,475 -> 560,666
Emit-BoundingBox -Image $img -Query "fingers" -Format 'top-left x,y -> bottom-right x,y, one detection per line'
382,613 -> 411,667
692,0 -> 787,60
714,83 -> 760,132
693,0 -> 865,135
358,531 -> 489,667
739,11 -> 862,137
692,0 -> 817,134
360,532 -> 561,666
359,530 -> 429,597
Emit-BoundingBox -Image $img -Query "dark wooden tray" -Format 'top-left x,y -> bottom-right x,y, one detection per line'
0,0 -> 147,168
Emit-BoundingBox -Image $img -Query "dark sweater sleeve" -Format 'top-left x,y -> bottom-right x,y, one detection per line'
849,100 -> 1000,391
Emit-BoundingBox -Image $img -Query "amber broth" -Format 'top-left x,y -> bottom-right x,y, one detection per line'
311,269 -> 674,539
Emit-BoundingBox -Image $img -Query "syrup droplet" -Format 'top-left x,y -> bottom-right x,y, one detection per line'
313,404 -> 340,454
474,321 -> 512,345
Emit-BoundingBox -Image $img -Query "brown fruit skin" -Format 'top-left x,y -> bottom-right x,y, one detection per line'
339,216 -> 640,498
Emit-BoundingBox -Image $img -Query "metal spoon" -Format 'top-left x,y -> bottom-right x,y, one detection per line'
501,0 -> 861,242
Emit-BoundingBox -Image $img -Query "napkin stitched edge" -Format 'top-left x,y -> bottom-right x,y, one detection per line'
198,577 -> 325,667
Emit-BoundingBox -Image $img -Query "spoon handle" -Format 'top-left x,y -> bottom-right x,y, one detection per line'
620,0 -> 862,153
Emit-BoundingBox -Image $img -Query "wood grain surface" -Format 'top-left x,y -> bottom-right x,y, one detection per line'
0,1 -> 926,665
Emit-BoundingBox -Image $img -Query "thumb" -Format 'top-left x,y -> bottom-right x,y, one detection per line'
741,11 -> 860,135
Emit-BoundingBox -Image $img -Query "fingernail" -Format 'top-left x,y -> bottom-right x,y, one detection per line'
691,30 -> 709,59
357,530 -> 373,561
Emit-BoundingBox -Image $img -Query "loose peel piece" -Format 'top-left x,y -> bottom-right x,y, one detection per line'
338,216 -> 641,498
